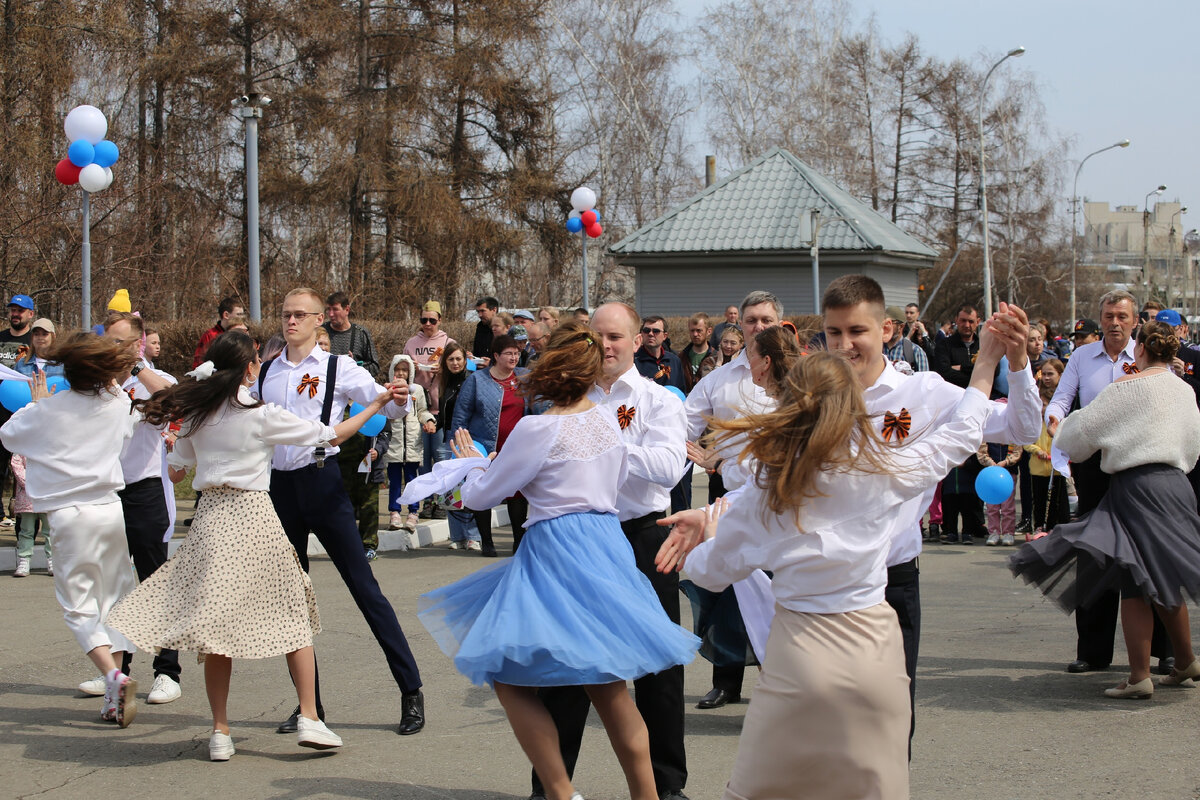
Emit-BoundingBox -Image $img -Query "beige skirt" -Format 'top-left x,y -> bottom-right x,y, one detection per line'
724,602 -> 910,800
108,486 -> 320,660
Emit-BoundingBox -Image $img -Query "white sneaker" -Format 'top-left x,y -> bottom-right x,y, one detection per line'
297,715 -> 342,749
104,672 -> 137,728
13,556 -> 30,577
388,511 -> 404,530
79,675 -> 107,696
985,533 -> 1001,546
447,541 -> 461,550
209,730 -> 235,761
147,674 -> 182,704
404,512 -> 420,532
465,540 -> 482,552
45,558 -> 52,576
0,517 -> 14,528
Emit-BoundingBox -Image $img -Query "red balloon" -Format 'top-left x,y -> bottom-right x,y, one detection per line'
55,158 -> 81,186
585,222 -> 603,238
581,210 -> 597,226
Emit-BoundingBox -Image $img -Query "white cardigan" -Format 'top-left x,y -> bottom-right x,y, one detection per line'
1055,371 -> 1200,474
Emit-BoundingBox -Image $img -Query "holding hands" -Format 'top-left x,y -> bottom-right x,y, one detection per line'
654,497 -> 730,573
986,302 -> 1031,370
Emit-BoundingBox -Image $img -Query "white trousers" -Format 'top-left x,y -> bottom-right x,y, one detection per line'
47,501 -> 137,654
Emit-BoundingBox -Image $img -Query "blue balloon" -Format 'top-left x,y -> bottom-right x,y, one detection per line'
348,402 -> 387,438
0,380 -> 32,412
975,465 -> 1014,505
93,140 -> 119,168
45,376 -> 70,394
566,217 -> 584,233
453,438 -> 489,459
593,209 -> 601,222
664,385 -> 686,402
466,358 -> 477,372
68,139 -> 95,168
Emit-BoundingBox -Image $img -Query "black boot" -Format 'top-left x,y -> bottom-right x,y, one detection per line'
398,690 -> 425,735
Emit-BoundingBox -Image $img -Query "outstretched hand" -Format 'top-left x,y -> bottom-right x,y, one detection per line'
989,302 -> 1031,370
654,498 -> 729,573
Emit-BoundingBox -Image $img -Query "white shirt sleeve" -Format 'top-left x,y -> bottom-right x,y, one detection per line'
625,391 -> 687,487
337,355 -> 412,419
460,416 -> 552,510
683,372 -> 715,441
256,404 -> 337,447
166,432 -> 196,469
888,388 -> 992,499
982,364 -> 1043,445
1046,355 -> 1081,425
684,490 -> 763,591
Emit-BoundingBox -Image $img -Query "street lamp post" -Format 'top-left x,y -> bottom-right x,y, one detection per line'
1169,207 -> 1187,309
232,92 -> 272,323
800,208 -> 856,314
978,46 -> 1025,319
1070,139 -> 1130,322
1144,185 -> 1166,304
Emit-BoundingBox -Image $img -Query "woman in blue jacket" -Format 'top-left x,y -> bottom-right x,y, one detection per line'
450,335 -> 529,557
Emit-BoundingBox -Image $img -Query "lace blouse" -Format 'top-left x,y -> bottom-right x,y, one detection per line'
460,406 -> 628,527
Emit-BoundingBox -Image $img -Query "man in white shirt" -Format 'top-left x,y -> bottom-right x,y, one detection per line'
533,302 -> 691,800
682,290 -> 779,710
1046,290 -> 1172,675
98,312 -> 181,704
820,275 -> 1041,749
255,288 -> 427,736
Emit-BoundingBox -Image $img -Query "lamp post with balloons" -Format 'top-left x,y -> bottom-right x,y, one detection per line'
54,105 -> 120,329
565,186 -> 602,310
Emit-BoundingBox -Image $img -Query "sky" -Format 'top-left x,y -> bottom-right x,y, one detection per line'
675,0 -> 1200,235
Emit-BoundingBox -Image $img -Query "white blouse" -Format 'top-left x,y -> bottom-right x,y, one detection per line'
0,387 -> 139,512
460,406 -> 628,527
685,388 -> 991,614
167,387 -> 337,492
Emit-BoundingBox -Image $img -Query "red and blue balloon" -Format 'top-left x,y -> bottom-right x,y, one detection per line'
566,186 -> 603,238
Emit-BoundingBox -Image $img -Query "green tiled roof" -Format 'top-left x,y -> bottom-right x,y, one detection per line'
610,147 -> 938,258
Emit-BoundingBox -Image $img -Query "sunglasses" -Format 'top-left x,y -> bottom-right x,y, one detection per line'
641,327 -> 664,335
281,311 -> 320,321
420,317 -> 439,324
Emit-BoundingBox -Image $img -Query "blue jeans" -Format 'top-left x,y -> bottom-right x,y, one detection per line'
438,438 -> 480,543
387,462 -> 420,513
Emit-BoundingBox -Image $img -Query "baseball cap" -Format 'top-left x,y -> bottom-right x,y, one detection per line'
510,324 -> 529,342
884,306 -> 906,323
30,318 -> 55,334
1156,309 -> 1183,326
513,309 -> 535,321
7,294 -> 33,310
1073,319 -> 1101,337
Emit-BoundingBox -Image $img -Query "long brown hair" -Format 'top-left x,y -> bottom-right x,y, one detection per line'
521,321 -> 603,407
140,331 -> 262,432
709,351 -> 891,525
751,326 -> 802,393
47,332 -> 140,395
437,341 -> 469,399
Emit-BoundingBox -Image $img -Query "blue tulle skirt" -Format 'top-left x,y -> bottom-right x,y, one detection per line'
418,511 -> 699,687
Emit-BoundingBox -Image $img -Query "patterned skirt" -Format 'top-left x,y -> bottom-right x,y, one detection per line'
108,486 -> 320,659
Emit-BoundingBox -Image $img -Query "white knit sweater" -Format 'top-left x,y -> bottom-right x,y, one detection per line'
1056,370 -> 1200,474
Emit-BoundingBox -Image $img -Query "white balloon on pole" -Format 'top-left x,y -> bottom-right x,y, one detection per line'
64,105 -> 108,146
78,163 -> 108,192
102,167 -> 114,189
570,186 -> 596,212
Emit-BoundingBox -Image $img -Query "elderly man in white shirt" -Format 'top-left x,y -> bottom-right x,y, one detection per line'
533,302 -> 692,800
1046,289 -> 1173,676
682,290 -> 780,710
253,287 -> 427,737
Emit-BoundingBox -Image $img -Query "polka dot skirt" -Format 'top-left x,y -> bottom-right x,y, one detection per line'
108,486 -> 320,660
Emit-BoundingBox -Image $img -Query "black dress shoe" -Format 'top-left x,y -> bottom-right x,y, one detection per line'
1015,519 -> 1033,534
1066,659 -> 1110,673
481,545 -> 499,558
1154,656 -> 1176,676
398,690 -> 425,735
277,704 -> 325,733
660,792 -> 691,800
696,687 -> 740,709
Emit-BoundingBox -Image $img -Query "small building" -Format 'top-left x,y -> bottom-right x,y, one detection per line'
608,147 -> 938,316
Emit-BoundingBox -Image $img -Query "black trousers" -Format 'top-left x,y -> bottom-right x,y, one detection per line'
1016,451 -> 1033,524
941,492 -> 986,539
119,476 -> 180,682
271,462 -> 422,702
533,511 -> 687,796
885,558 -> 920,759
1071,455 -> 1170,665
473,496 -> 529,552
1030,474 -> 1069,531
669,463 -> 693,514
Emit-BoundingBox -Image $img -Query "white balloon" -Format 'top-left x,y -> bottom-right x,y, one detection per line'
102,167 -> 114,189
78,163 -> 108,193
64,105 -> 108,146
568,209 -> 581,219
570,186 -> 596,212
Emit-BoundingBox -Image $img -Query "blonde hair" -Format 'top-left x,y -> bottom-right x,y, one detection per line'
709,351 -> 891,526
285,287 -> 324,311
537,306 -> 560,325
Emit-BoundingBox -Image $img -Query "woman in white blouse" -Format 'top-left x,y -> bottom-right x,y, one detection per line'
419,322 -> 698,800
106,332 -> 392,760
1,333 -> 144,727
656,333 -> 1006,799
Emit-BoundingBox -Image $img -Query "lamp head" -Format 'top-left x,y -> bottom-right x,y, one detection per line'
1007,46 -> 1026,57
1117,139 -> 1131,148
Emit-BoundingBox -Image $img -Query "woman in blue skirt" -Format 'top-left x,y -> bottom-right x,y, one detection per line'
419,321 -> 698,800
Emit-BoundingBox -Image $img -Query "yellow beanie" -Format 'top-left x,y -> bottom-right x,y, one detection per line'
108,289 -> 131,312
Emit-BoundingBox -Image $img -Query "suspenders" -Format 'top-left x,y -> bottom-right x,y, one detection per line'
257,354 -> 341,468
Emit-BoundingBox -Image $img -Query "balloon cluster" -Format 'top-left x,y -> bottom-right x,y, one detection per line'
54,105 -> 119,193
566,186 -> 603,238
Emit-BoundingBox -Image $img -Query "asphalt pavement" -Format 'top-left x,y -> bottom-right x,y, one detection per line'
4,526 -> 1200,799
